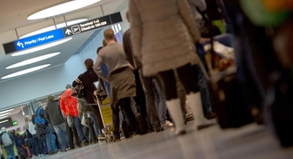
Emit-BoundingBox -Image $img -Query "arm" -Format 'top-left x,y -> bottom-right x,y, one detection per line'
189,0 -> 207,12
94,55 -> 108,81
129,0 -> 143,60
72,74 -> 83,87
123,30 -> 135,68
45,110 -> 51,126
177,0 -> 201,42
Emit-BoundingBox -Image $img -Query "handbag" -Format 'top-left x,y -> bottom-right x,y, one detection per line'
71,84 -> 85,98
67,115 -> 73,128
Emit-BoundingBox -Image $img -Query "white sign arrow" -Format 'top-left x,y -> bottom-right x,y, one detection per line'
17,41 -> 24,48
65,29 -> 72,35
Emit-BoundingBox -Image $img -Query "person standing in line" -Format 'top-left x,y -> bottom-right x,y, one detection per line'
0,127 -> 15,159
45,96 -> 69,152
24,116 -> 41,157
129,0 -> 214,135
123,11 -> 162,132
60,85 -> 88,147
94,28 -> 138,141
72,59 -> 105,141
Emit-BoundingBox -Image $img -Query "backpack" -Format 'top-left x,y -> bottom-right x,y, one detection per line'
2,132 -> 13,147
34,108 -> 47,125
35,123 -> 47,139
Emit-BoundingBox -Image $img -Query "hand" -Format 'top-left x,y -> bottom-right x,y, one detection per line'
199,38 -> 209,44
93,90 -> 98,96
107,77 -> 110,83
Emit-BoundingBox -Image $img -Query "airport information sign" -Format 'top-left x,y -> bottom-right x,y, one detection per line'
3,12 -> 122,54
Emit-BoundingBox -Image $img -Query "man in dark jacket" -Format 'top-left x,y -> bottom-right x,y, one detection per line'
45,95 -> 69,152
72,59 -> 104,140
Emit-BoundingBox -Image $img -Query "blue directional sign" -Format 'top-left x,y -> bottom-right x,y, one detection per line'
3,12 -> 123,55
14,29 -> 65,51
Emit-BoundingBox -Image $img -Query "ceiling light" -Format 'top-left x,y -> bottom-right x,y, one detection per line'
1,64 -> 51,80
11,38 -> 72,56
21,19 -> 87,39
6,52 -> 60,69
0,113 -> 10,117
27,0 -> 101,20
0,117 -> 8,120
0,109 -> 14,114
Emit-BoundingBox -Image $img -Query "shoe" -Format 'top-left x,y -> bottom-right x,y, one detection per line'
74,145 -> 79,149
186,93 -> 215,129
98,135 -> 106,142
161,120 -> 174,129
81,141 -> 88,147
66,147 -> 72,151
206,112 -> 217,120
38,154 -> 42,157
176,130 -> 186,136
166,99 -> 186,135
49,151 -> 57,155
155,127 -> 164,133
60,149 -> 67,152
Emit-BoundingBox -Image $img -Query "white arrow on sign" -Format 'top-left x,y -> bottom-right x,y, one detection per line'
65,29 -> 72,35
17,41 -> 24,48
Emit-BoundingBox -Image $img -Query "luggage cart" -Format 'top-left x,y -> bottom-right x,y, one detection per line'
95,95 -> 114,143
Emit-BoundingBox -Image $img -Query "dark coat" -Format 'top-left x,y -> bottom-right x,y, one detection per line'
45,99 -> 65,126
73,68 -> 99,104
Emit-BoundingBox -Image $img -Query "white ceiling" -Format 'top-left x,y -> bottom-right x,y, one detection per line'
0,0 -> 125,83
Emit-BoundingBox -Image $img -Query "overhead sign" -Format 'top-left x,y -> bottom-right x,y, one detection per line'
14,29 -> 65,51
62,12 -> 122,37
3,12 -> 123,55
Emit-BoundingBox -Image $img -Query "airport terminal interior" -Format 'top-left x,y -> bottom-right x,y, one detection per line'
0,0 -> 293,159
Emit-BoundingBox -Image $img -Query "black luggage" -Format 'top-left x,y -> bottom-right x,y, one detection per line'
210,74 -> 254,129
265,71 -> 293,147
135,112 -> 148,135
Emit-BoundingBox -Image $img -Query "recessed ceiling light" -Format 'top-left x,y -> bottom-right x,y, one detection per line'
0,117 -> 8,120
0,113 -> 10,117
27,0 -> 101,20
11,38 -> 72,56
21,19 -> 87,39
0,109 -> 14,114
6,52 -> 60,69
1,64 -> 51,80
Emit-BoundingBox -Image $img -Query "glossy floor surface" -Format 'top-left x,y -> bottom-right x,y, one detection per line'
36,123 -> 293,159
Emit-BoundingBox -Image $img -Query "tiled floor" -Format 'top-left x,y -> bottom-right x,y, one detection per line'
37,123 -> 293,159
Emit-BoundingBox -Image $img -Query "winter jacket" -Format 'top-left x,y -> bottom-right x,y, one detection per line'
72,68 -> 99,104
129,0 -> 201,77
60,89 -> 79,117
45,99 -> 65,126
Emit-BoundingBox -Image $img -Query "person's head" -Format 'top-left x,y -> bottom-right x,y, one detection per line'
47,95 -> 54,103
1,127 -> 6,133
96,47 -> 103,55
66,84 -> 72,89
126,11 -> 130,23
24,115 -> 31,122
104,28 -> 115,43
84,58 -> 94,70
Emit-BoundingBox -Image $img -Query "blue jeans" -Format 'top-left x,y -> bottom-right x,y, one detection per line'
88,111 -> 101,136
28,137 -> 39,155
53,123 -> 69,150
73,117 -> 87,142
5,146 -> 15,159
153,79 -> 167,125
46,127 -> 58,152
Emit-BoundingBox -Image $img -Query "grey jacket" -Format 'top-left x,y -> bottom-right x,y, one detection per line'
45,99 -> 65,126
129,0 -> 201,77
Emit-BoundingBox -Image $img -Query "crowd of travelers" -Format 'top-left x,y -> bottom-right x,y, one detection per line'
3,0 -> 292,158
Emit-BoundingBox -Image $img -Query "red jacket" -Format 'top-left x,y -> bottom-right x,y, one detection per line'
60,89 -> 79,117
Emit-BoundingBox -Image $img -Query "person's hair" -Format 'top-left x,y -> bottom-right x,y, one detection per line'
84,58 -> 94,69
104,29 -> 115,41
96,47 -> 103,55
47,95 -> 54,102
126,11 -> 130,22
65,84 -> 71,89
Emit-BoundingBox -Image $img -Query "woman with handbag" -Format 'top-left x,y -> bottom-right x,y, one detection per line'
129,0 -> 214,135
